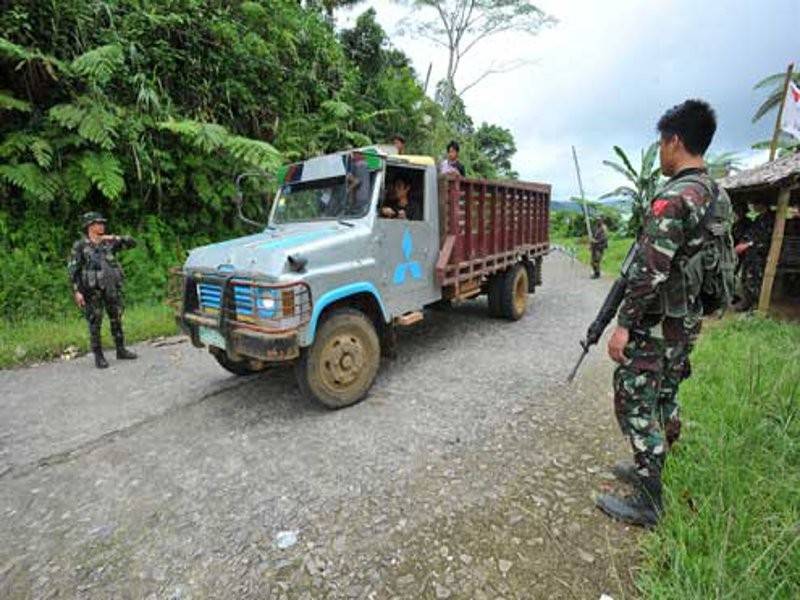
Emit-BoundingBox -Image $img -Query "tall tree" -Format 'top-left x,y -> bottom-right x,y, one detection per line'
399,0 -> 554,99
600,142 -> 661,235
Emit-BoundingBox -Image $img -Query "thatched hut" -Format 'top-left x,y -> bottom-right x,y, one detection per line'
719,152 -> 800,314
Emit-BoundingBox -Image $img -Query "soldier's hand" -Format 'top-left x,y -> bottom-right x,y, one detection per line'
607,325 -> 629,364
100,235 -> 118,242
734,242 -> 751,255
74,291 -> 86,308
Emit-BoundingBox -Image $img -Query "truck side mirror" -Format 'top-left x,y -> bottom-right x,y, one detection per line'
234,171 -> 270,229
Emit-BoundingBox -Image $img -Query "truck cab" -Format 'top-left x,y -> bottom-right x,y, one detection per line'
178,147 -> 550,408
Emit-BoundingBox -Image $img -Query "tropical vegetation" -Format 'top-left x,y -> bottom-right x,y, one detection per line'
0,1 -> 520,326
600,142 -> 661,235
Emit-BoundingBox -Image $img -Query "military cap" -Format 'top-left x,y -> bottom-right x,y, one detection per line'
81,211 -> 107,230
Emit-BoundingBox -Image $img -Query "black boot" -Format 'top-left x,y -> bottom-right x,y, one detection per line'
115,338 -> 137,360
612,460 -> 644,489
94,349 -> 109,369
596,475 -> 662,527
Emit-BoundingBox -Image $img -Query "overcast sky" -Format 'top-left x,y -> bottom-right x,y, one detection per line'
341,0 -> 799,201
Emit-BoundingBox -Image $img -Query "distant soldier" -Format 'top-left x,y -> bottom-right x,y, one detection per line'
590,216 -> 608,279
68,212 -> 138,369
735,201 -> 774,311
596,99 -> 731,527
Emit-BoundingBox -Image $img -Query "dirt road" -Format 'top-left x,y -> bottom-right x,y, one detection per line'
0,253 -> 641,599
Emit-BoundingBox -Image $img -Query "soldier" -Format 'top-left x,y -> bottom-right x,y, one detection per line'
734,201 -> 774,312
596,99 -> 730,527
68,212 -> 138,369
590,216 -> 608,279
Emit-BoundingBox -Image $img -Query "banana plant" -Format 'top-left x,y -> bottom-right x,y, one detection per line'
600,141 -> 661,235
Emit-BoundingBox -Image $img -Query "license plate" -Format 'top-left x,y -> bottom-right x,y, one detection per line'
199,326 -> 226,350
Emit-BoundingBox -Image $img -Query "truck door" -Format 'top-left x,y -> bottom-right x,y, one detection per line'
375,164 -> 440,315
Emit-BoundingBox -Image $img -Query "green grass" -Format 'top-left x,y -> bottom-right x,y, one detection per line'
0,303 -> 178,368
551,234 -> 634,276
638,317 -> 800,598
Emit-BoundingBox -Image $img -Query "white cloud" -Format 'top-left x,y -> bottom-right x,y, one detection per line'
341,0 -> 798,200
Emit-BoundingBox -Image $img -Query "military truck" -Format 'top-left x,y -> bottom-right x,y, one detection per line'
177,147 -> 550,408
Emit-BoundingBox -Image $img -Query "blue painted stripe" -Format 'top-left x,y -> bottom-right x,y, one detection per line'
304,282 -> 388,346
257,230 -> 333,252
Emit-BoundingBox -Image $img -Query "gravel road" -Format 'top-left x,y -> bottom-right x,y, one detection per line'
0,252 -> 642,599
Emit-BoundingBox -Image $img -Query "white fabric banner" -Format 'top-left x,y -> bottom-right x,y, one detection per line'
780,80 -> 800,139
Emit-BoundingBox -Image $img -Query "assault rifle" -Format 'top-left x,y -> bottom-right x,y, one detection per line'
567,241 -> 640,383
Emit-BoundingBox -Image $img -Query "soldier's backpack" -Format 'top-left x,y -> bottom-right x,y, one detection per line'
679,176 -> 736,315
661,174 -> 736,317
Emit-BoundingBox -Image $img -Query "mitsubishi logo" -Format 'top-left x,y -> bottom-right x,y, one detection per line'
393,229 -> 422,285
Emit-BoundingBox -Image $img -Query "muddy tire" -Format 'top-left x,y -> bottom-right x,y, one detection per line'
296,308 -> 380,409
487,273 -> 504,317
210,347 -> 267,376
499,263 -> 529,321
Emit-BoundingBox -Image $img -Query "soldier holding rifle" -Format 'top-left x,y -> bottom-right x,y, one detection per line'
571,100 -> 733,527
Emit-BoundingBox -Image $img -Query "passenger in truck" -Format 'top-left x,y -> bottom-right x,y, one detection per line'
380,176 -> 421,221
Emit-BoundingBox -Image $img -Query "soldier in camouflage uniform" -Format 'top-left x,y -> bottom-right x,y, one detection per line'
596,99 -> 731,527
590,216 -> 608,278
734,201 -> 774,311
68,212 -> 138,369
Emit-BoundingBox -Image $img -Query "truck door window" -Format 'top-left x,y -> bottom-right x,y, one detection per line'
381,166 -> 425,221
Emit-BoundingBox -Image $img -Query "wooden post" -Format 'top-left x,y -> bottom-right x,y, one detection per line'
572,146 -> 593,239
769,63 -> 794,162
757,186 -> 792,313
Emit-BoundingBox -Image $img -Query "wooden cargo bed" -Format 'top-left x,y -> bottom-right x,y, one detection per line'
436,175 -> 550,297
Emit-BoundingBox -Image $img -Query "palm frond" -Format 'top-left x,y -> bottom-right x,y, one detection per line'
0,90 -> 31,112
79,151 -> 125,200
0,162 -> 58,202
612,145 -> 637,177
71,44 -> 124,86
602,160 -> 637,185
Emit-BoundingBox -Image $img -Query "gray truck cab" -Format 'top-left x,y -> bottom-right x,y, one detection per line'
179,147 -> 444,407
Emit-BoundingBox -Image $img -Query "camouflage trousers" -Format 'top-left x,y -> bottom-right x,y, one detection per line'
83,288 -> 125,351
741,254 -> 766,307
590,247 -> 604,275
613,316 -> 699,478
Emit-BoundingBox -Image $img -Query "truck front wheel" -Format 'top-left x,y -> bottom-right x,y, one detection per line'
296,308 -> 380,409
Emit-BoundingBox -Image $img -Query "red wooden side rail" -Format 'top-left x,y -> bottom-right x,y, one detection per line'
436,175 -> 551,288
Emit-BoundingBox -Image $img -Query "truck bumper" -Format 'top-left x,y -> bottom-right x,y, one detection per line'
180,312 -> 300,362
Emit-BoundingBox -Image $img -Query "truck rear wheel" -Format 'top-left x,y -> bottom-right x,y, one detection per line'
210,347 -> 268,376
296,308 -> 380,409
487,273 -> 504,317
500,263 -> 529,321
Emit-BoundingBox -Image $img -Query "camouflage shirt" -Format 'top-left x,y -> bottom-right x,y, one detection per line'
617,168 -> 717,329
591,224 -> 608,250
743,211 -> 775,257
68,235 -> 136,293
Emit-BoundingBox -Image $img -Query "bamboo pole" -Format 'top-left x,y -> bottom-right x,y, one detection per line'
571,146 -> 593,239
757,186 -> 792,314
769,63 -> 794,162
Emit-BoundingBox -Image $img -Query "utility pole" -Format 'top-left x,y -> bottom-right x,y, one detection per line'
769,63 -> 795,161
571,146 -> 593,239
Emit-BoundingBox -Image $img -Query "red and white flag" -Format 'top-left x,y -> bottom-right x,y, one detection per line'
781,80 -> 800,139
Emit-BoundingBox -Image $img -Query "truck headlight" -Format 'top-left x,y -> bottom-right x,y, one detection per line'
259,297 -> 276,311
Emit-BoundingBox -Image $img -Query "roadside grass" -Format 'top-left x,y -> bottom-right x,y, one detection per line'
0,303 -> 178,369
551,235 -> 633,276
639,317 -> 800,598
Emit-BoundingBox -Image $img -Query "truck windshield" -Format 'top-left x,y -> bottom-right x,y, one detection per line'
272,171 -> 375,224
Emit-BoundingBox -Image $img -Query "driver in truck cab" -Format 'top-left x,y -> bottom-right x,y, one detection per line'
380,176 -> 420,221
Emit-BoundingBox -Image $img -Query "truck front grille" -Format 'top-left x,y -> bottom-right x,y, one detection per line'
198,282 -> 222,312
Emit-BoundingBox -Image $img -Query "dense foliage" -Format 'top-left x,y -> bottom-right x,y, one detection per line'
0,1 -> 518,322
